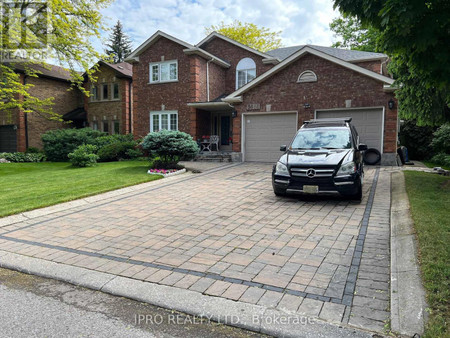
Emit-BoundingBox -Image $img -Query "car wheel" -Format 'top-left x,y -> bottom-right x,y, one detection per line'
353,179 -> 363,202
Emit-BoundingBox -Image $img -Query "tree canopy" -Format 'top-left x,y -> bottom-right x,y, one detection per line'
105,20 -> 133,64
330,16 -> 379,52
333,0 -> 450,125
205,20 -> 283,52
0,0 -> 112,121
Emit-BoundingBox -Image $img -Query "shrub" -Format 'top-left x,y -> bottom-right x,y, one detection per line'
141,130 -> 199,168
399,120 -> 436,160
42,128 -> 105,161
430,153 -> 450,168
430,124 -> 450,154
68,144 -> 99,167
97,141 -> 141,162
92,133 -> 135,149
26,147 -> 42,154
0,152 -> 46,162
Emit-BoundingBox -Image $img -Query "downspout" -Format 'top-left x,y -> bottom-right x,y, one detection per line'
206,59 -> 213,102
24,75 -> 29,149
128,79 -> 132,134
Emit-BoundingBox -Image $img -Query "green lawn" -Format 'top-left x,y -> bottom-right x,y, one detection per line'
404,171 -> 450,337
0,161 -> 162,218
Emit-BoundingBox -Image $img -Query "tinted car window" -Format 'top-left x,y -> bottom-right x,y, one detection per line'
291,127 -> 352,149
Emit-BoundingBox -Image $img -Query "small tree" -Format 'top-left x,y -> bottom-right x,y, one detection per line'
141,130 -> 199,169
205,20 -> 283,52
105,20 -> 133,63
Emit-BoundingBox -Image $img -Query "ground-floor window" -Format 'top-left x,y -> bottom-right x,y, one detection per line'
102,121 -> 109,133
91,121 -> 98,130
112,120 -> 120,134
150,111 -> 178,132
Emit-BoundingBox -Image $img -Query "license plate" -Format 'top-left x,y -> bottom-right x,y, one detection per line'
303,185 -> 319,194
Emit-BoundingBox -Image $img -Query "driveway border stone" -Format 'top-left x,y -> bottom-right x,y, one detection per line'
390,171 -> 427,336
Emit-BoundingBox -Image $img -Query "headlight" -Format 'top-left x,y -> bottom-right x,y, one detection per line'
336,161 -> 356,176
275,162 -> 289,176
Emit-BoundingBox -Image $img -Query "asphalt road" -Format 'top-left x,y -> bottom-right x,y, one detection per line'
0,268 -> 261,338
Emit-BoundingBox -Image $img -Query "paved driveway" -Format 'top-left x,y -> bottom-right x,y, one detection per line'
0,163 -> 391,333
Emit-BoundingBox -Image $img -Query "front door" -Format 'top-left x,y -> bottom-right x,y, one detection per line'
220,116 -> 230,146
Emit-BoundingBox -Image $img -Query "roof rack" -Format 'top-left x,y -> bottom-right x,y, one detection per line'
303,117 -> 352,124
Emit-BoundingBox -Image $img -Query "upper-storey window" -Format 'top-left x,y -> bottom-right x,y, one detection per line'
149,60 -> 178,83
236,58 -> 256,89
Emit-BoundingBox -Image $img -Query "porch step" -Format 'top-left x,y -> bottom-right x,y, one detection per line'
194,153 -> 233,162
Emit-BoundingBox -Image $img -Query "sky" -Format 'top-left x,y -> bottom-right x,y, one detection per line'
97,0 -> 341,53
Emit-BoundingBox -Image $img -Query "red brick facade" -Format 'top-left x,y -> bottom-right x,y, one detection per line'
232,53 -> 396,153
130,33 -> 397,160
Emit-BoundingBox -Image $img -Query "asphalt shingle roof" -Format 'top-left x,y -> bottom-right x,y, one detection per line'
267,45 -> 387,62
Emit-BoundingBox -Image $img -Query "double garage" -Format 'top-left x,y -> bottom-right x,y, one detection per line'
243,108 -> 384,162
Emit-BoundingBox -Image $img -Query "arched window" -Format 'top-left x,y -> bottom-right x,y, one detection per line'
236,58 -> 256,89
297,70 -> 317,83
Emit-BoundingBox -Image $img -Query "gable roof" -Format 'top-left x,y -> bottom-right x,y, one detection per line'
197,32 -> 278,63
125,30 -> 229,68
267,45 -> 387,63
99,61 -> 132,78
223,45 -> 395,102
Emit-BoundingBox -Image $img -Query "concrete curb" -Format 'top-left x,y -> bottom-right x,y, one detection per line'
390,171 -> 428,336
0,250 -> 374,338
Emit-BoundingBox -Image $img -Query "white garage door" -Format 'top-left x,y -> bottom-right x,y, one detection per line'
244,112 -> 298,162
316,108 -> 383,152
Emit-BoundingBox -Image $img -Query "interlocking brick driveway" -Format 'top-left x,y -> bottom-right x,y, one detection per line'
0,164 -> 391,332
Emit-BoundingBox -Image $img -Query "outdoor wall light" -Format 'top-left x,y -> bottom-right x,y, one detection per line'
388,99 -> 395,110
232,110 -> 238,118
304,103 -> 311,109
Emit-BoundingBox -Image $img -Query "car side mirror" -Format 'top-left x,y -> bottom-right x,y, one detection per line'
280,145 -> 287,152
358,144 -> 368,151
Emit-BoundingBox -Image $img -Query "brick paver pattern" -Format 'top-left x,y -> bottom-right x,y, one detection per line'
0,164 -> 391,331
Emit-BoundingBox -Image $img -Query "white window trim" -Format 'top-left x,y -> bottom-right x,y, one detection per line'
150,111 -> 178,132
90,86 -> 99,102
111,83 -> 120,101
236,68 -> 256,90
149,60 -> 178,84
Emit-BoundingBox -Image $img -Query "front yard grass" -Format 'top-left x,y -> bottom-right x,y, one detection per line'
404,171 -> 450,337
0,161 -> 161,218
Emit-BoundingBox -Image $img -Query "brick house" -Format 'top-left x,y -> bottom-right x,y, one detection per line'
0,61 -> 133,153
0,63 -> 83,152
125,31 -> 398,164
84,61 -> 133,134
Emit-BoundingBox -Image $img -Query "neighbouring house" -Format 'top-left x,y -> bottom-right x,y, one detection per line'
0,63 -> 84,152
126,31 -> 398,164
84,61 -> 133,134
0,60 -> 133,153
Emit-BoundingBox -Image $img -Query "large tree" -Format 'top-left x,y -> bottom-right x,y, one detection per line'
332,0 -> 450,125
330,16 -> 379,52
0,0 -> 112,121
205,20 -> 283,52
105,20 -> 133,63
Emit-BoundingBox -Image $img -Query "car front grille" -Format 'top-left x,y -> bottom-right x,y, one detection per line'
290,166 -> 336,178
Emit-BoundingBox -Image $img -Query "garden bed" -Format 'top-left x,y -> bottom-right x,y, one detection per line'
147,168 -> 186,177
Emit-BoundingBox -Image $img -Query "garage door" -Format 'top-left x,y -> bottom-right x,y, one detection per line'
316,108 -> 383,152
0,125 -> 17,152
244,113 -> 298,162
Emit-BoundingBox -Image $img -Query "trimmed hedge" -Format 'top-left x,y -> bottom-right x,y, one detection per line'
42,128 -> 105,161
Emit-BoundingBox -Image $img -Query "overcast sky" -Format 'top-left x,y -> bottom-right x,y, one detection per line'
98,0 -> 340,52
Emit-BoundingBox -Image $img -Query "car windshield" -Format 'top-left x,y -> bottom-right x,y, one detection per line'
291,127 -> 352,150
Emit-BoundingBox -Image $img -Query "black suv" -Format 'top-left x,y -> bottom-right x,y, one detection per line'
272,118 -> 367,201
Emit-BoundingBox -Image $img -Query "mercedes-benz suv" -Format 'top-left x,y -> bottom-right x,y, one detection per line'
272,118 -> 367,201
